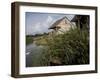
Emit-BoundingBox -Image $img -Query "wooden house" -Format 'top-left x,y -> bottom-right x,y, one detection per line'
71,15 -> 89,29
49,16 -> 75,35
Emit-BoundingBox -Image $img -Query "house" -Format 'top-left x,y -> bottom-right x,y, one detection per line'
71,15 -> 89,29
48,16 -> 75,35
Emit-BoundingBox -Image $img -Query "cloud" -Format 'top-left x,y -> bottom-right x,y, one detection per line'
26,14 -> 75,35
46,16 -> 53,24
42,16 -> 54,32
33,23 -> 41,33
31,16 -> 54,35
43,16 -> 54,27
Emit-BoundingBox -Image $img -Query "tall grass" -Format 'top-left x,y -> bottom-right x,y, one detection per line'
40,28 -> 89,66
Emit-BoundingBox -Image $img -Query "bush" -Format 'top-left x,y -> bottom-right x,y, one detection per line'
26,36 -> 33,45
41,28 -> 89,66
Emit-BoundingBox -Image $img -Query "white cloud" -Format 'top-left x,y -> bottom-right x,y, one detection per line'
33,23 -> 41,33
46,16 -> 53,24
31,22 -> 46,34
26,15 -> 74,35
43,16 -> 54,27
31,16 -> 54,35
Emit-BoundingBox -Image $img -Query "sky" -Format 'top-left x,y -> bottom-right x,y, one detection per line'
25,12 -> 75,35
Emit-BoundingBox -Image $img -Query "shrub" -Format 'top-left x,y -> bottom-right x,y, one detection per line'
26,36 -> 33,45
41,28 -> 89,66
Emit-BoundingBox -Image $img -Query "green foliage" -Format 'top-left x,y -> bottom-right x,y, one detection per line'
26,36 -> 33,45
34,36 -> 48,46
41,28 -> 89,65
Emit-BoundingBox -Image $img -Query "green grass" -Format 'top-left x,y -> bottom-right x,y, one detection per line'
40,28 -> 89,66
26,36 -> 33,45
34,36 -> 49,46
26,27 -> 89,66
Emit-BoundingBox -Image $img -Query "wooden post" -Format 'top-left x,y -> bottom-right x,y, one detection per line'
78,19 -> 80,29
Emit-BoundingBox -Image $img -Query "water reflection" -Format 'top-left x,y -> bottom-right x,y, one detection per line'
26,43 -> 44,67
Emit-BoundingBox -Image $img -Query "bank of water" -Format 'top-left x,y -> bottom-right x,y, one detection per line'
26,43 -> 45,67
